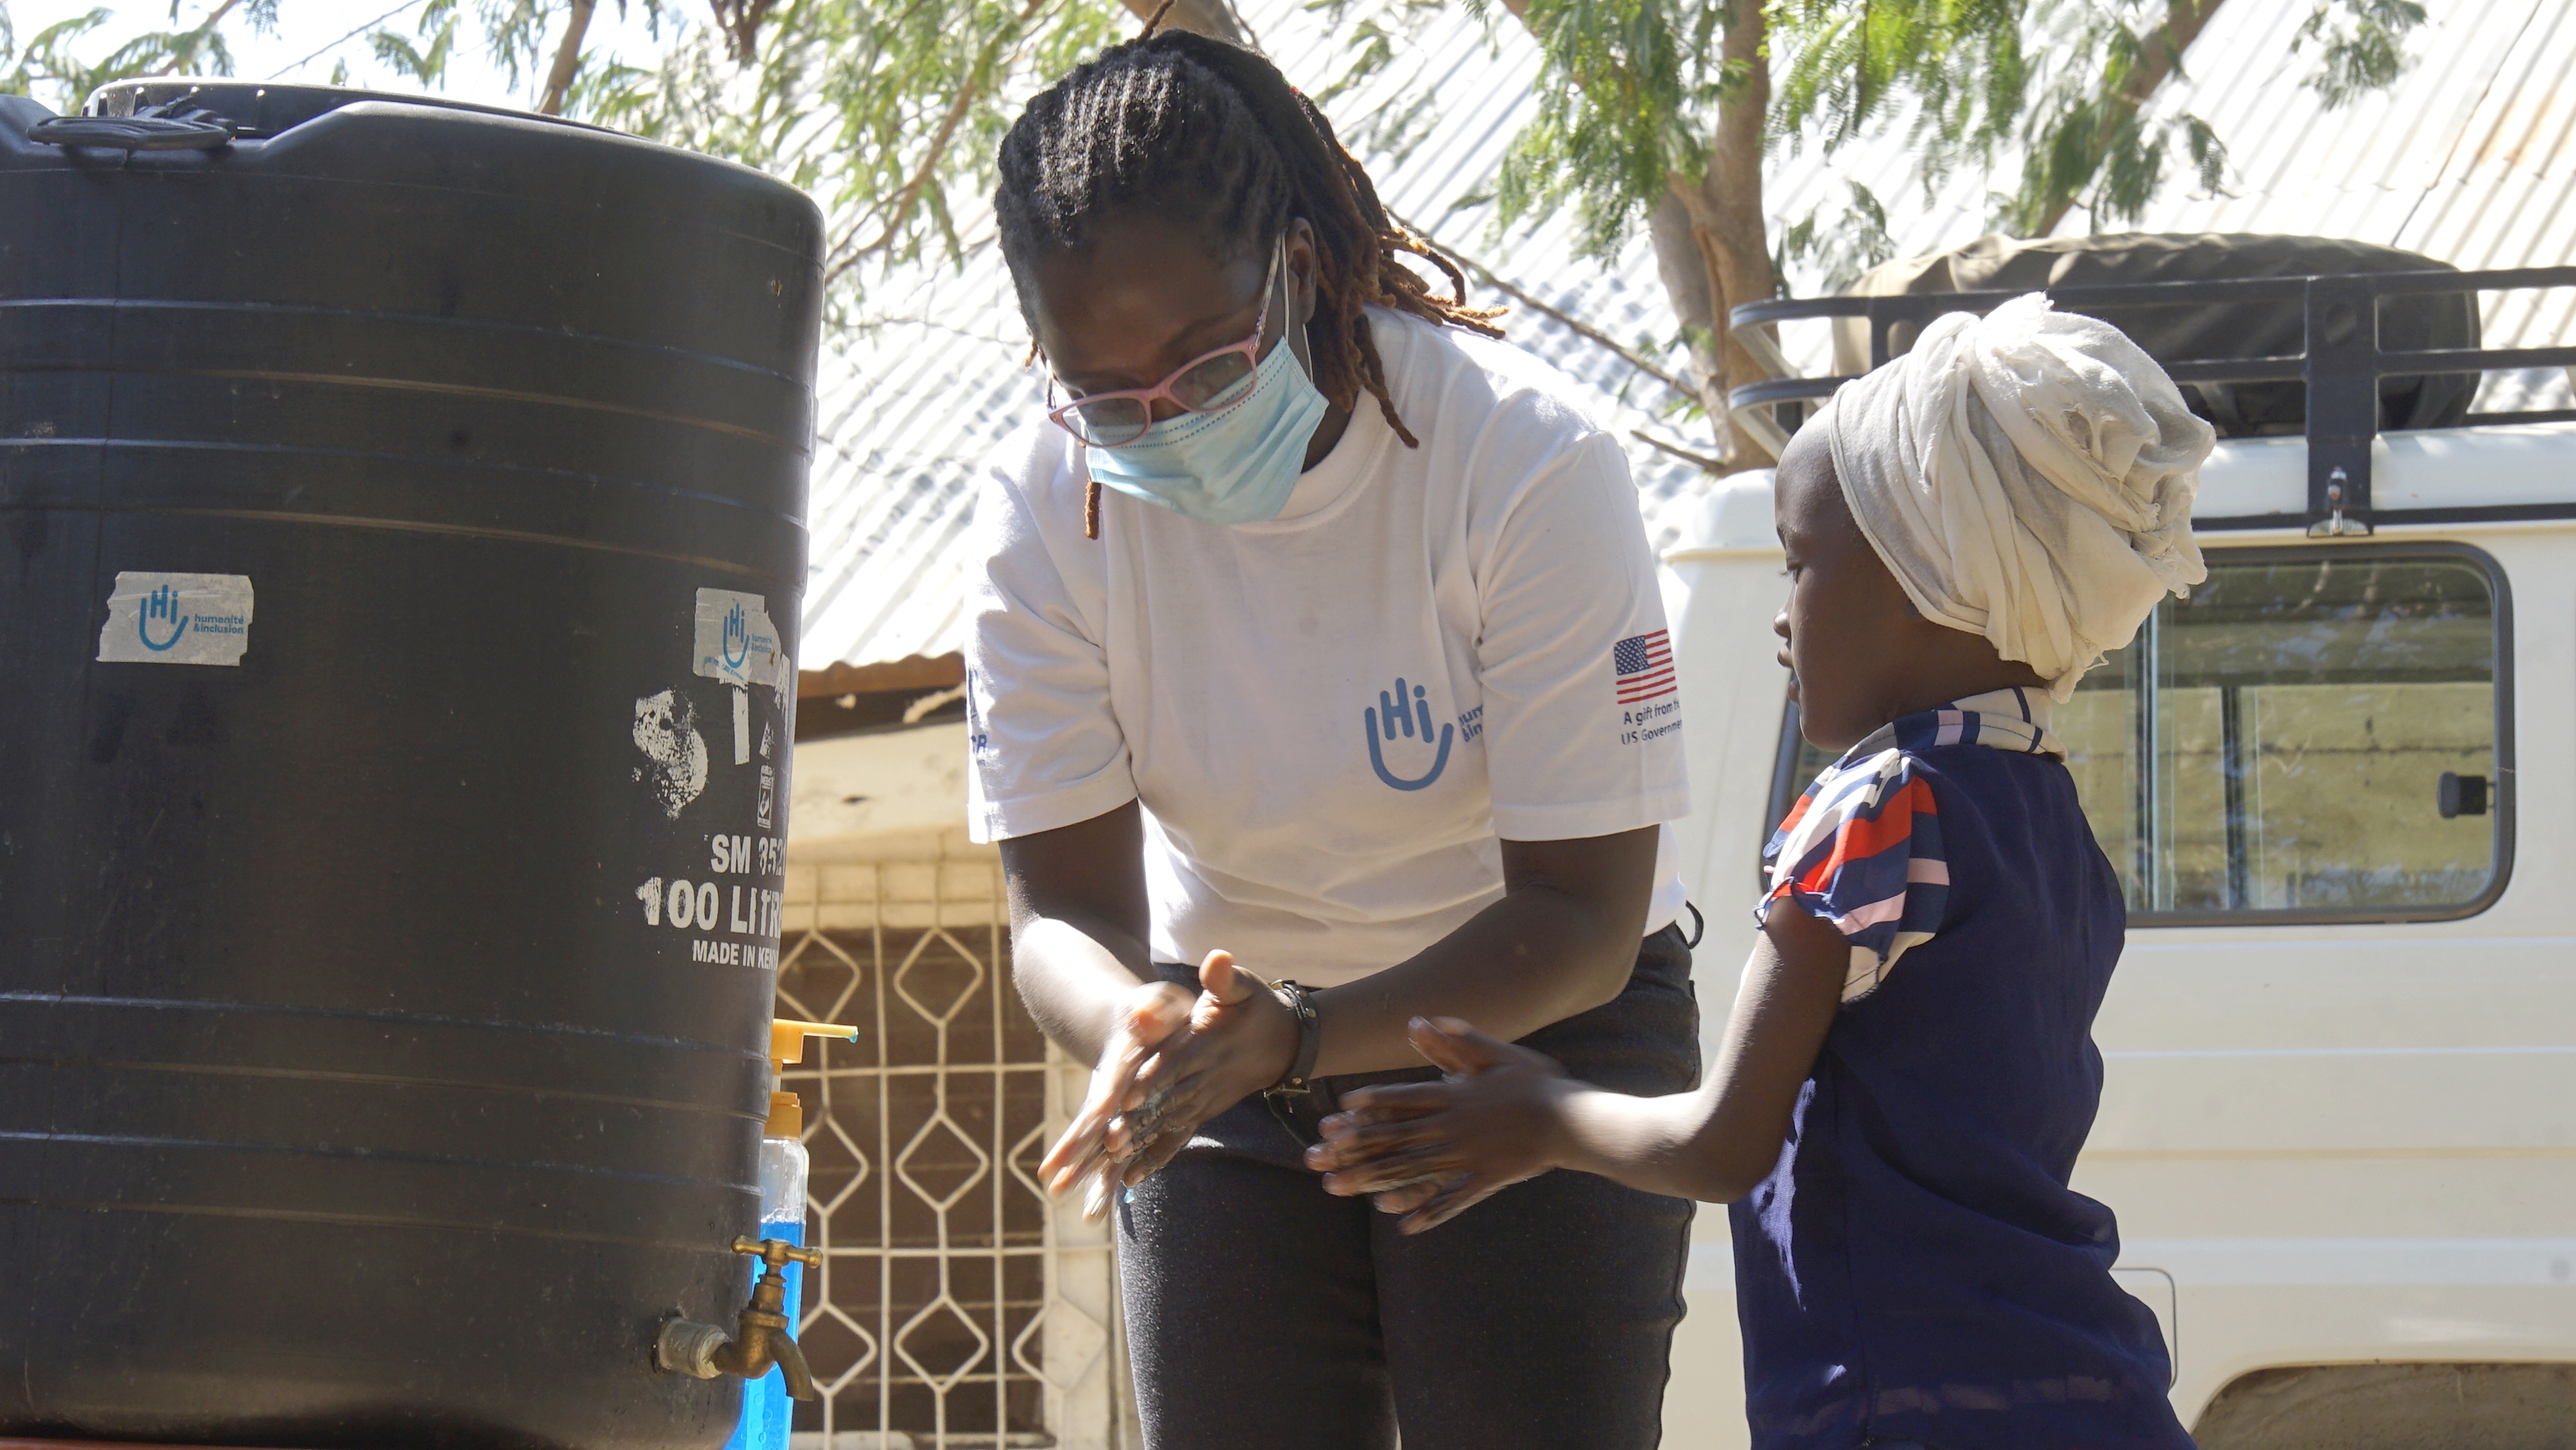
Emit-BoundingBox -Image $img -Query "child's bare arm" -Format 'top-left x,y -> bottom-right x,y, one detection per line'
1305,901 -> 1850,1230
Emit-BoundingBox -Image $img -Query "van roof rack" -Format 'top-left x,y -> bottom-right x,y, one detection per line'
1728,264 -> 2576,537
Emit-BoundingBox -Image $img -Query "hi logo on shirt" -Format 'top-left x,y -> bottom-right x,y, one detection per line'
1364,675 -> 1453,791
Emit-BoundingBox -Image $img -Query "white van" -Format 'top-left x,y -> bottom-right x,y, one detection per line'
1656,266 -> 2576,1447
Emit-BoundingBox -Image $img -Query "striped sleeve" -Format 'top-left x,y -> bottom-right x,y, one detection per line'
1756,749 -> 1950,1002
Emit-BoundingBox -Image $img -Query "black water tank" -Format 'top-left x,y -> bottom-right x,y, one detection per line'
0,82 -> 823,1449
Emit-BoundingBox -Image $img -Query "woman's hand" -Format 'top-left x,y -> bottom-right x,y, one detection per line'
1304,1016 -> 1577,1233
1038,976 -> 1195,1217
1101,949 -> 1299,1188
1037,949 -> 1300,1217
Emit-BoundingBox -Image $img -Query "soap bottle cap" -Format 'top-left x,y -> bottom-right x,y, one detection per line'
766,1017 -> 858,1139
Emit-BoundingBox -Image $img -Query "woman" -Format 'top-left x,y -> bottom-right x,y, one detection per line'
967,26 -> 1697,1449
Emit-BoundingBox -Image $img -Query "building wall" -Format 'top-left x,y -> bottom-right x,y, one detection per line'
782,723 -> 1128,1449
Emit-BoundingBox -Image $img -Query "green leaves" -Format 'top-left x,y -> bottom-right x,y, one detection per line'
361,1 -> 674,98
0,0 -> 673,121
0,0 -> 2437,315
1991,0 -> 2421,235
1778,178 -> 1894,291
1983,0 -> 2205,235
1497,0 -> 2426,278
2296,0 -> 2425,108
368,5 -> 458,87
610,0 -> 1126,309
0,0 -> 276,109
1490,0 -> 1754,263
1484,0 -> 2032,270
1772,0 -> 2026,166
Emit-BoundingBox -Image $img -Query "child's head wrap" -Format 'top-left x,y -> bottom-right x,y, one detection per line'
1813,292 -> 2215,699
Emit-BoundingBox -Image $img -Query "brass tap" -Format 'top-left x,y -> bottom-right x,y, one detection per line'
656,1237 -> 825,1401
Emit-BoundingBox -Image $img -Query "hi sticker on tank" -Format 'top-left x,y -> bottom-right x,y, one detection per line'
694,589 -> 786,692
96,572 -> 255,666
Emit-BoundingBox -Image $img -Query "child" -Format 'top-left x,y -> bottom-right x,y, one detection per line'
1305,292 -> 2212,1450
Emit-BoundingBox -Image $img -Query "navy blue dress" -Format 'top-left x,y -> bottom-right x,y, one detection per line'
1734,689 -> 2189,1450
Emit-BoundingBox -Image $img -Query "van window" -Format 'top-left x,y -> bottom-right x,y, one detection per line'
1764,547 -> 2510,923
2064,548 -> 2507,920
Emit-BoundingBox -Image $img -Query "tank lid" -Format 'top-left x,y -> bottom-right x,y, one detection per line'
88,79 -> 617,141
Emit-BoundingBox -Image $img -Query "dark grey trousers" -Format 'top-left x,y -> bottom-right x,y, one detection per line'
1115,925 -> 1702,1450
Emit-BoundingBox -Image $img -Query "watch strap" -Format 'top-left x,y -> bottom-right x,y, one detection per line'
1264,978 -> 1321,1097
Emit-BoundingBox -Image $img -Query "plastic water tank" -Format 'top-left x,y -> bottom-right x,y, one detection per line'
0,82 -> 822,1449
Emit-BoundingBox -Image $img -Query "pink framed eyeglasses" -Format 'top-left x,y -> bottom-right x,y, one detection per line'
1046,238 -> 1283,448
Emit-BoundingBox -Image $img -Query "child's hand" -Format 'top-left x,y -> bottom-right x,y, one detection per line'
1303,1016 -> 1575,1233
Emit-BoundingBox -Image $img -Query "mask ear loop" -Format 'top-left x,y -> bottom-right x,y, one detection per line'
1033,337 -> 1105,542
1280,228 -> 1315,380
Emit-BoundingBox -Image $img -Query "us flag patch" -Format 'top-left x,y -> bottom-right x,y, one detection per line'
1614,630 -> 1675,703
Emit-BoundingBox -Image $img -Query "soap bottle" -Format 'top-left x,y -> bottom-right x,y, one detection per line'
726,1017 -> 858,1450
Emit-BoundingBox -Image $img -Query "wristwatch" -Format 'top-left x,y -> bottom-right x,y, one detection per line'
1263,978 -> 1321,1097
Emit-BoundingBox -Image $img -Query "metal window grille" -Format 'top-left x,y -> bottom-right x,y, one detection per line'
777,851 -> 1124,1449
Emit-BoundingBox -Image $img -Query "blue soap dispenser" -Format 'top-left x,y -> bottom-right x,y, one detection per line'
723,1018 -> 855,1450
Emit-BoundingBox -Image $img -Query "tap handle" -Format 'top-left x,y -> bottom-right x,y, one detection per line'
732,1235 -> 823,1270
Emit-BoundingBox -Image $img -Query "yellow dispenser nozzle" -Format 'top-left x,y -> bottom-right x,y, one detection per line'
766,1018 -> 859,1139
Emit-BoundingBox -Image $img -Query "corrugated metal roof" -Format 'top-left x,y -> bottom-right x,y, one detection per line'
800,0 -> 2576,672
2117,0 -> 2575,404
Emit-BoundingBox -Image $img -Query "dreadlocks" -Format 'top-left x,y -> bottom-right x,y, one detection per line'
996,27 -> 1503,463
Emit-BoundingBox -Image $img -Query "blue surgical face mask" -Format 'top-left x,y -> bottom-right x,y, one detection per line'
1082,276 -> 1329,527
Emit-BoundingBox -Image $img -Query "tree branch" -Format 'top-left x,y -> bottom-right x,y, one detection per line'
825,0 -> 1053,281
1395,212 -> 1692,397
2033,0 -> 2225,235
1631,427 -> 1726,474
537,0 -> 595,115
711,1 -> 778,62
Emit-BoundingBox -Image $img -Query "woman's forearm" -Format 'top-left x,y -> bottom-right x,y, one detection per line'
1011,911 -> 1157,1063
1307,827 -> 1662,1077
1001,804 -> 1160,1063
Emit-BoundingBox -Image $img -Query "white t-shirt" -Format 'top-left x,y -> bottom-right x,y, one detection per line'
964,308 -> 1690,987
